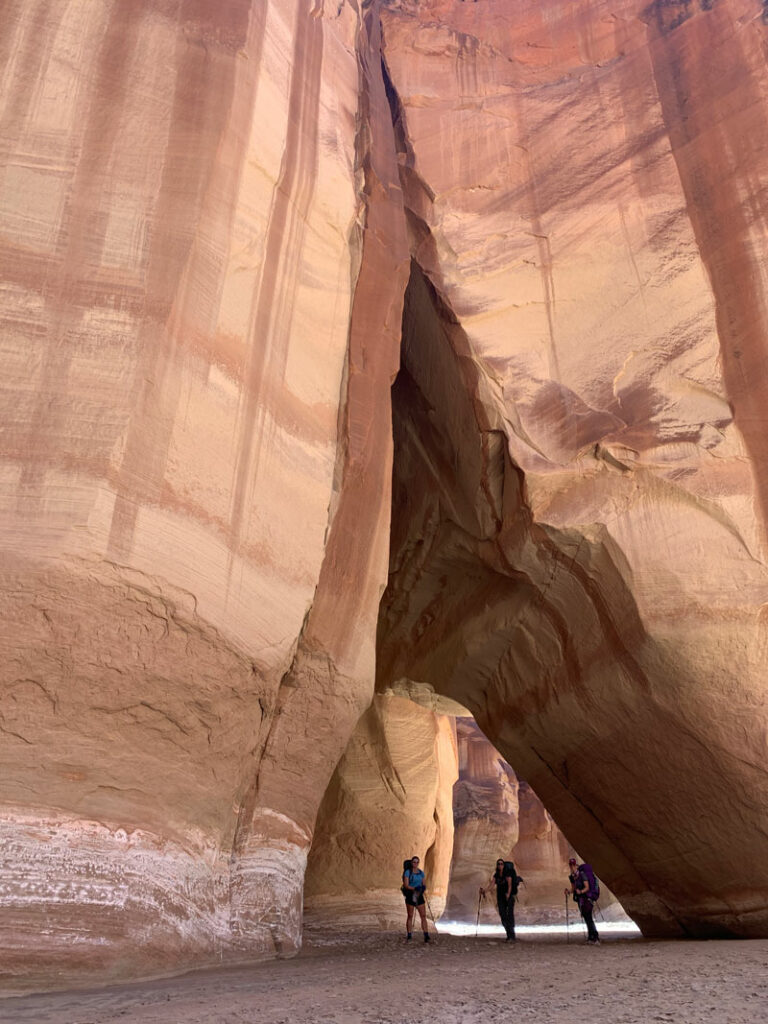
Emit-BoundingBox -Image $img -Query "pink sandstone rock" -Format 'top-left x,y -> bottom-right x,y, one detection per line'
0,0 -> 407,984
444,719 -> 624,925
514,780 -> 625,924
513,779 -> 581,925
304,694 -> 457,931
2,0 -> 768,988
444,718 -> 520,922
377,0 -> 768,939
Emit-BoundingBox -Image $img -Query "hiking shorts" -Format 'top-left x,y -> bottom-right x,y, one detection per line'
404,890 -> 425,907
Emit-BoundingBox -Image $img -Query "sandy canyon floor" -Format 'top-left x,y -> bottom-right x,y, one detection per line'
2,930 -> 767,1024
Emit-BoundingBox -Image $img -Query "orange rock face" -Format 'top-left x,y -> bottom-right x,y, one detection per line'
3,0 -> 768,986
0,0 -> 407,984
445,720 -> 624,925
444,718 -> 520,922
304,694 -> 457,930
377,0 -> 768,938
514,779 -> 624,924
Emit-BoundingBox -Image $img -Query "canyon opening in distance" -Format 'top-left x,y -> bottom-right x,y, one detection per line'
2,0 -> 768,1021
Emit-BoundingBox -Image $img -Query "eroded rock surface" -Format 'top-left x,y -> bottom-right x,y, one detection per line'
377,0 -> 768,938
514,780 -> 625,925
0,0 -> 408,984
445,720 -> 623,925
444,718 -> 520,922
304,694 -> 457,931
3,0 -> 768,986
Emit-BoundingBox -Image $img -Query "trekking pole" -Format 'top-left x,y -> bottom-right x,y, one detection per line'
475,892 -> 483,939
565,893 -> 570,944
424,893 -> 438,942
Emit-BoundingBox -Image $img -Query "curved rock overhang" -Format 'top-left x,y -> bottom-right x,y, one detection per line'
376,0 -> 768,939
2,0 -> 768,989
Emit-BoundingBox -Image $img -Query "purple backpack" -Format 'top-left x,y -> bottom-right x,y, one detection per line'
579,863 -> 600,901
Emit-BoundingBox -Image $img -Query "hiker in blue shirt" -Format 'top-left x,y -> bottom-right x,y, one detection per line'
402,855 -> 430,942
566,857 -> 600,944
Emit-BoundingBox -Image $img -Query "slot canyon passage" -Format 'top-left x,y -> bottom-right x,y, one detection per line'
3,0 -> 768,1019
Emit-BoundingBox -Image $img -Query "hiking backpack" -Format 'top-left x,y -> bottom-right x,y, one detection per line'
502,861 -> 520,895
400,858 -> 411,896
579,863 -> 600,902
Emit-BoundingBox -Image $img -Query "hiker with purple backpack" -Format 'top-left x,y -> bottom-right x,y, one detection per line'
565,857 -> 601,944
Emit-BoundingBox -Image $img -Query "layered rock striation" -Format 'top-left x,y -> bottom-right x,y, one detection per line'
0,0 -> 408,984
377,0 -> 768,938
444,719 -> 624,926
444,718 -> 520,922
2,0 -> 768,986
304,694 -> 457,931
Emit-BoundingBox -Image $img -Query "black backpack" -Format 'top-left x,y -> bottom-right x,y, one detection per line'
401,859 -> 413,896
502,861 -> 520,895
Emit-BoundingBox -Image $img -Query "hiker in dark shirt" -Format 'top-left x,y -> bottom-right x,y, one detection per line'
480,858 -> 520,942
566,857 -> 600,944
402,855 -> 430,943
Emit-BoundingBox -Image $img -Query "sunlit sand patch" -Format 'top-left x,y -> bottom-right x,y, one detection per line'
437,920 -> 642,938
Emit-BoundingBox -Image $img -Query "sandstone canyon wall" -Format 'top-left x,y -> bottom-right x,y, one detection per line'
444,717 -> 520,921
376,0 -> 768,939
512,779 -> 580,926
444,719 -> 624,925
1,0 -> 768,988
513,779 -> 624,924
0,0 -> 408,986
304,694 -> 457,931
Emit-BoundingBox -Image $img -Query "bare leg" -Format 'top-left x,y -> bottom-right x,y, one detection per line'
406,903 -> 415,936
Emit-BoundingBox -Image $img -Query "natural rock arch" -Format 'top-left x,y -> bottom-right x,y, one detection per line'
369,0 -> 768,938
2,0 -> 768,990
374,251 -> 768,938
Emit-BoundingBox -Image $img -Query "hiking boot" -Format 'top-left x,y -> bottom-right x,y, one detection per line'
506,936 -> 516,943
423,932 -> 430,943
406,932 -> 412,942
